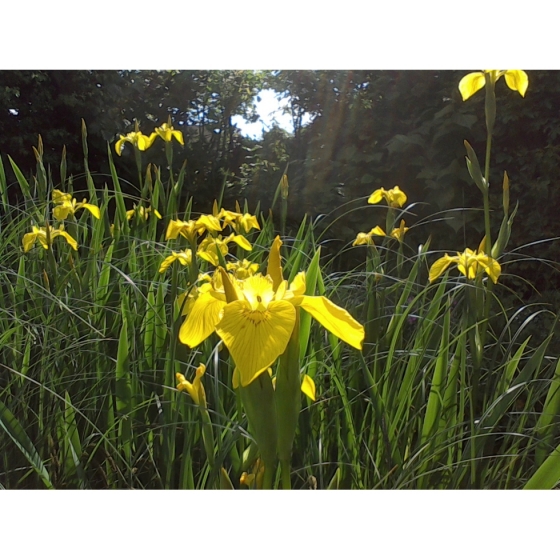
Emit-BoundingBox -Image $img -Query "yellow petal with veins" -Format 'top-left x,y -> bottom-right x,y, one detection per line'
217,299 -> 296,387
179,291 -> 227,347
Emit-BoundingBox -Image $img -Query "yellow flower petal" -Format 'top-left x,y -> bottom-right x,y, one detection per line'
504,70 -> 529,97
389,186 -> 407,207
179,291 -> 227,347
476,254 -> 502,283
298,295 -> 364,350
367,187 -> 407,208
196,214 -> 222,233
353,232 -> 374,246
428,254 -> 457,283
458,72 -> 486,101
159,250 -> 192,273
216,299 -> 296,387
81,203 -> 101,219
367,188 -> 385,204
57,230 -> 78,251
115,136 -> 126,156
227,234 -> 252,251
53,205 -> 71,220
137,132 -> 157,151
22,231 -> 38,252
52,190 -> 71,204
267,236 -> 284,290
301,374 -> 316,401
288,271 -> 307,297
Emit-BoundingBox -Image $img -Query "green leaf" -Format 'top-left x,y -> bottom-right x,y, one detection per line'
0,399 -> 52,488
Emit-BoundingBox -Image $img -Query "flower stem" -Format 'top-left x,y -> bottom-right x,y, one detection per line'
280,459 -> 291,489
262,461 -> 275,490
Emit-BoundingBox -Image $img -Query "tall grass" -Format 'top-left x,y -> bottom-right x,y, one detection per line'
1,119 -> 560,489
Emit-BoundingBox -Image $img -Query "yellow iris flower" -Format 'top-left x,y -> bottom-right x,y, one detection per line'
458,70 -> 529,101
197,234 -> 252,267
159,250 -> 193,274
179,236 -> 365,387
429,245 -> 501,284
176,364 -> 207,407
166,216 -> 222,245
154,122 -> 184,146
52,190 -> 100,220
390,220 -> 409,243
126,205 -> 162,221
214,205 -> 260,235
368,186 -> 407,208
353,221 -> 409,247
23,224 -> 78,252
115,131 -> 157,156
226,259 -> 260,279
352,226 -> 386,246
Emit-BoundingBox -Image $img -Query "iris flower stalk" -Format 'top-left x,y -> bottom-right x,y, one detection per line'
458,70 -> 528,374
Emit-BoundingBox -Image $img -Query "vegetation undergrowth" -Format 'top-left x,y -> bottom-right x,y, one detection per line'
1,70 -> 560,489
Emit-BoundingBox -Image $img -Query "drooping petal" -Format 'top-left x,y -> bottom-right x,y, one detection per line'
216,299 -> 296,387
81,203 -> 101,219
369,225 -> 386,237
301,374 -> 316,401
179,291 -> 227,347
504,70 -> 529,97
166,219 -> 192,240
228,234 -> 252,251
55,230 -> 78,251
115,136 -> 126,156
367,188 -> 386,204
458,72 -> 486,101
477,254 -> 501,283
22,231 -> 38,252
172,130 -> 185,145
428,254 -> 457,283
298,295 -> 364,350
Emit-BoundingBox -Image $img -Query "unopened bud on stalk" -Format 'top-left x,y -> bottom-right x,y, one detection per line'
280,174 -> 289,199
502,171 -> 510,216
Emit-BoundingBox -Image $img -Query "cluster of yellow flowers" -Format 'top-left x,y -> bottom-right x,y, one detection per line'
159,201 -> 260,273
22,189 -> 100,252
353,186 -> 409,247
115,119 -> 184,156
